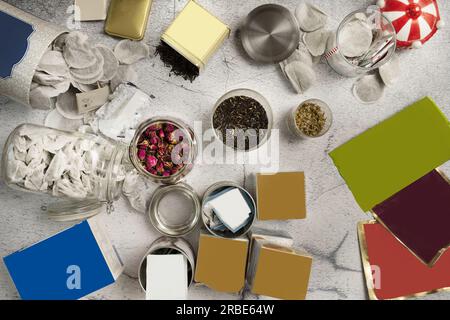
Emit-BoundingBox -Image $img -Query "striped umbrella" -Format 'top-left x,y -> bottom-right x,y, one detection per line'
377,0 -> 443,48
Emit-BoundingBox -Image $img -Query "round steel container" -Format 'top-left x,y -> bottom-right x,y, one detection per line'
138,237 -> 195,292
148,183 -> 201,237
201,181 -> 256,238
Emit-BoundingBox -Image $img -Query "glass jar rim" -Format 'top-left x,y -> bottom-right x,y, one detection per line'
211,88 -> 274,153
129,116 -> 197,184
335,8 -> 397,72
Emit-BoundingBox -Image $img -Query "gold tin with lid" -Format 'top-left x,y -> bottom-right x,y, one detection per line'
105,0 -> 153,40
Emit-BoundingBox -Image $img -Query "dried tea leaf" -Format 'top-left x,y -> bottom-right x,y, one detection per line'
295,1 -> 328,32
114,39 -> 150,65
295,102 -> 326,137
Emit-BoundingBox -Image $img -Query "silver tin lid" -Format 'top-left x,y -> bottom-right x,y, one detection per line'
241,4 -> 300,63
148,183 -> 201,237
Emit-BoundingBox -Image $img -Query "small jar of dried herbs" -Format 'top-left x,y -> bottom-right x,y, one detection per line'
287,99 -> 332,138
212,89 -> 273,151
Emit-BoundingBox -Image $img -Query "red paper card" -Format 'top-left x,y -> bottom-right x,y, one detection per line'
358,221 -> 450,300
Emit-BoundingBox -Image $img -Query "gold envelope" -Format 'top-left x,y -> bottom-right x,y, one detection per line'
105,0 -> 153,40
194,232 -> 249,293
251,244 -> 312,300
161,0 -> 230,69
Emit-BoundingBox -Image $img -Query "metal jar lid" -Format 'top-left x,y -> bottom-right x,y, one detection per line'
148,183 -> 201,237
241,4 -> 300,63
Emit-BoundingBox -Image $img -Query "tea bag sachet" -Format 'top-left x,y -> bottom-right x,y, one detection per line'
295,1 -> 328,32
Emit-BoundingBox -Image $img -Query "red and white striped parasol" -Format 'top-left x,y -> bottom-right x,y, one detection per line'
377,0 -> 443,48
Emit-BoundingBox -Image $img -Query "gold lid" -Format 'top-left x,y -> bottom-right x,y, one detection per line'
105,0 -> 153,41
161,0 -> 230,69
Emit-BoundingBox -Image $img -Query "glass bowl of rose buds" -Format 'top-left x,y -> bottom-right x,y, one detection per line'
130,117 -> 198,184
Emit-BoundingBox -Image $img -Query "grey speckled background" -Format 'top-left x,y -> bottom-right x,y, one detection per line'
0,0 -> 449,300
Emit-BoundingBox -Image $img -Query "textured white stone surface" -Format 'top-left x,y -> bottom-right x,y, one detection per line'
0,0 -> 449,300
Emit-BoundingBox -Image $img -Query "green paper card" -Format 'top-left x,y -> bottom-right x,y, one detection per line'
330,97 -> 450,211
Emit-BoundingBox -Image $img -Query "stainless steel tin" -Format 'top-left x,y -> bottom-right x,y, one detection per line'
201,181 -> 256,238
138,237 -> 195,292
148,183 -> 201,237
241,4 -> 300,63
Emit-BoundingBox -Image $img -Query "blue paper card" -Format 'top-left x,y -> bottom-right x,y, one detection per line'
0,10 -> 34,78
3,219 -> 123,300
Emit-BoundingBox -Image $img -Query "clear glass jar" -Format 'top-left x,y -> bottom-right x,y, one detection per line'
129,116 -> 198,184
286,99 -> 333,139
1,123 -> 130,216
211,88 -> 273,152
325,8 -> 396,77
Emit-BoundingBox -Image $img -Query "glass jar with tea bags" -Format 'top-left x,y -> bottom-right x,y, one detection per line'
1,123 -> 131,220
325,7 -> 397,77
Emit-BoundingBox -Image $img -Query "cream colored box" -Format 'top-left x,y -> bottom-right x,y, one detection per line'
74,0 -> 107,21
161,0 -> 230,70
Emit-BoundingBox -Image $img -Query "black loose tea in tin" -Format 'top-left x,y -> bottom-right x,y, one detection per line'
213,95 -> 269,151
155,41 -> 200,82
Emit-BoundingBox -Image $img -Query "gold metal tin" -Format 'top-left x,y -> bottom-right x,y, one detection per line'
105,0 -> 153,40
161,0 -> 230,70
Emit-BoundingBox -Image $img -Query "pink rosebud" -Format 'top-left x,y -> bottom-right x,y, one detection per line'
163,161 -> 174,169
156,162 -> 165,174
149,137 -> 159,145
164,123 -> 175,133
157,148 -> 166,157
162,170 -> 171,177
147,123 -> 162,132
146,155 -> 157,168
167,132 -> 177,144
148,168 -> 158,175
148,144 -> 157,151
137,149 -> 146,161
158,129 -> 165,139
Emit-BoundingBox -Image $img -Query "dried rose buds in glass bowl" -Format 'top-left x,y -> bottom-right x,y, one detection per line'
129,117 -> 198,184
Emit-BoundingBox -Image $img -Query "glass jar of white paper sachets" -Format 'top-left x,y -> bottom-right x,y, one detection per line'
325,7 -> 397,77
1,124 -> 130,212
1,117 -> 198,220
